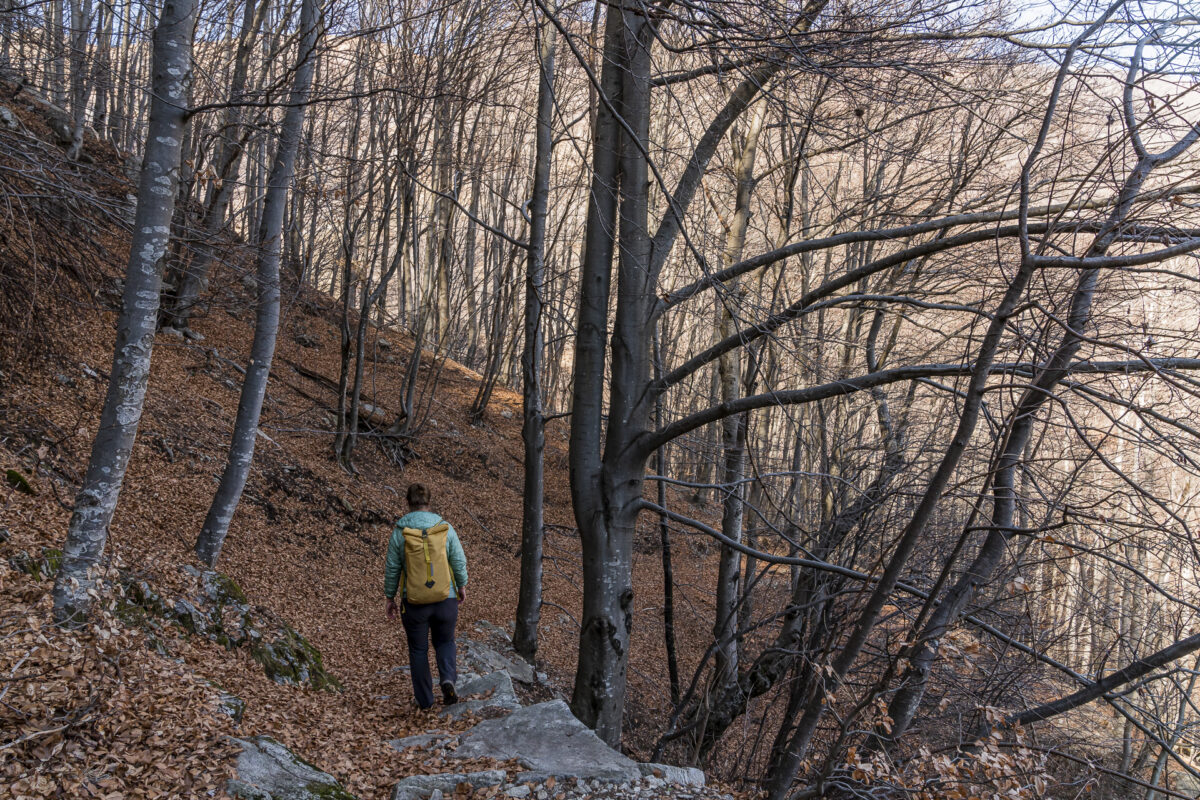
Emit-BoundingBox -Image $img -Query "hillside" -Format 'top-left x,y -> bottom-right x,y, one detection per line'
0,83 -> 722,799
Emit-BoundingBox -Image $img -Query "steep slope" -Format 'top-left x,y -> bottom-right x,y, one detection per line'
0,79 -> 720,799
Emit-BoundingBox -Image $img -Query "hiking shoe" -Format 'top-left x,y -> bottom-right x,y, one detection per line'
441,681 -> 458,705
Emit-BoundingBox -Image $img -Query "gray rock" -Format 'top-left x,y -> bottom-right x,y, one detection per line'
474,620 -> 513,641
387,733 -> 455,752
638,763 -> 705,787
173,599 -> 208,634
459,637 -> 535,685
390,769 -> 506,800
218,692 -> 247,725
455,700 -> 640,784
227,735 -> 356,799
441,670 -> 522,720
0,106 -> 18,130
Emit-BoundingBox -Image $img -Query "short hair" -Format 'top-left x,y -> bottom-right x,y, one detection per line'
407,483 -> 431,507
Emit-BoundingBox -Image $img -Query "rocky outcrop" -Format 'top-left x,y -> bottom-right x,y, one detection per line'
388,622 -> 715,800
120,566 -> 341,691
228,736 -> 357,800
638,763 -> 706,787
390,769 -> 506,800
459,633 -> 535,686
440,670 -> 521,720
453,700 -> 641,784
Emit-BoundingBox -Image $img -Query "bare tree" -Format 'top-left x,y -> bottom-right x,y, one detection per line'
514,5 -> 555,663
194,0 -> 321,566
52,0 -> 197,625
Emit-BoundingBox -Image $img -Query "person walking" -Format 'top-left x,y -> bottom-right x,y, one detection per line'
385,483 -> 468,709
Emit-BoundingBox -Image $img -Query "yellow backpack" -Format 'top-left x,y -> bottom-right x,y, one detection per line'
401,520 -> 452,604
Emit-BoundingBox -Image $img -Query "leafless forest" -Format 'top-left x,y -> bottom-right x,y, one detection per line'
5,0 -> 1200,796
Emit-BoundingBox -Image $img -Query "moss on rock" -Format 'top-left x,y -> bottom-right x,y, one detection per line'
116,570 -> 340,691
304,782 -> 357,800
9,547 -> 64,581
250,624 -> 341,692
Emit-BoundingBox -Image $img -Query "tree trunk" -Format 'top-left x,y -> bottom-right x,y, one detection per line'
711,92 -> 767,712
654,325 -> 681,706
52,0 -> 196,626
880,148 -> 1175,749
162,0 -> 266,330
342,157 -> 412,467
65,0 -> 91,160
513,13 -> 554,664
194,0 -> 320,566
567,0 -> 631,743
90,1 -> 112,137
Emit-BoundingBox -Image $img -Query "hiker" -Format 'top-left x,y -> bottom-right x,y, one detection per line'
384,483 -> 468,709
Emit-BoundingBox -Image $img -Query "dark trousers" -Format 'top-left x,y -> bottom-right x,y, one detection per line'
400,596 -> 459,709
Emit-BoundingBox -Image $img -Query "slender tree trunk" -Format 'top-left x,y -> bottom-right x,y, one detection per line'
513,15 -> 554,664
342,159 -> 412,466
65,0 -> 91,160
163,0 -> 266,330
46,0 -> 65,104
52,0 -> 196,626
332,47 -> 366,461
194,0 -> 320,566
711,93 -> 767,709
654,325 -> 681,706
0,0 -> 12,64
90,1 -> 112,137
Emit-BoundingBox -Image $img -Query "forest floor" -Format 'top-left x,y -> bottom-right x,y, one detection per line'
0,86 -> 729,799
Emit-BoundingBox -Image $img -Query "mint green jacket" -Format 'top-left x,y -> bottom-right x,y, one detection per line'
384,511 -> 468,600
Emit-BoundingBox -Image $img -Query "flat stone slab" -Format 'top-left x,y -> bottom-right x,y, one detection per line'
639,763 -> 706,787
228,735 -> 356,799
459,636 -> 536,686
390,769 -> 506,800
441,670 -> 521,720
454,700 -> 640,784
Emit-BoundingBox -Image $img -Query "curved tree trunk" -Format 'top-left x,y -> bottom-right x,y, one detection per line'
52,0 -> 196,626
194,0 -> 320,566
880,142 -> 1194,748
162,0 -> 267,331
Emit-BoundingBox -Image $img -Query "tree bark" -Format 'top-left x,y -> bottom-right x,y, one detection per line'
194,0 -> 320,566
711,92 -> 767,715
513,12 -> 554,664
162,0 -> 267,330
65,0 -> 91,160
52,0 -> 196,626
567,0 -> 631,744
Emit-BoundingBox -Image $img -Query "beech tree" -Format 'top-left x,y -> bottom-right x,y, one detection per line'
52,0 -> 197,625
513,6 -> 555,663
194,0 -> 322,566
